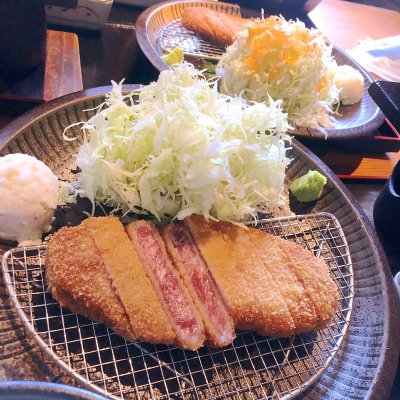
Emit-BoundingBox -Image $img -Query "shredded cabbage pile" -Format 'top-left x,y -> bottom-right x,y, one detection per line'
66,63 -> 291,222
218,16 -> 340,129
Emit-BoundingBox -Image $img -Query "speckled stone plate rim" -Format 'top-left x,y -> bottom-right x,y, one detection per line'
0,86 -> 399,399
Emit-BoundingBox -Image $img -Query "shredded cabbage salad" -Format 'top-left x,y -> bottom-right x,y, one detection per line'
218,16 -> 340,129
66,63 -> 291,222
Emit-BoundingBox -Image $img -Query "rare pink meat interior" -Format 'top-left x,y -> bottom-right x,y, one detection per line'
126,220 -> 205,350
162,222 -> 235,347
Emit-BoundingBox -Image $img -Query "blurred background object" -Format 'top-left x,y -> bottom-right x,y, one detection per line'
0,0 -> 47,86
0,0 -> 78,86
347,36 -> 400,82
373,160 -> 400,244
236,0 -> 310,21
0,0 -> 82,116
369,81 -> 400,134
349,0 -> 400,10
46,0 -> 113,30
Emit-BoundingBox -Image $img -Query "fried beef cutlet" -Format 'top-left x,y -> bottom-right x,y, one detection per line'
161,222 -> 236,347
46,224 -> 136,341
182,7 -> 249,47
82,217 -> 176,345
126,220 -> 205,350
185,215 -> 296,337
47,214 -> 338,349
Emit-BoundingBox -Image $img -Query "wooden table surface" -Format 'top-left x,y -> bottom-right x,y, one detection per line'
309,0 -> 400,49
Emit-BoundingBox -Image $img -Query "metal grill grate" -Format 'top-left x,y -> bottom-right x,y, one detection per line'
2,212 -> 353,400
159,20 -> 225,60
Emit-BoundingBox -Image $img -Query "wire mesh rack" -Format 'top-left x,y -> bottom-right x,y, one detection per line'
159,19 -> 226,60
2,212 -> 353,400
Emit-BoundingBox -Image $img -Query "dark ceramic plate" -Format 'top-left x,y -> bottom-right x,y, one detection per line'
135,0 -> 385,140
0,87 -> 399,400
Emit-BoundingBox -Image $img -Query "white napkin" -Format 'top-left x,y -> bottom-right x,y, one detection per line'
346,35 -> 400,82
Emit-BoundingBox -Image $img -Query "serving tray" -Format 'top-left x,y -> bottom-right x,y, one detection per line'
0,86 -> 399,399
135,0 -> 385,140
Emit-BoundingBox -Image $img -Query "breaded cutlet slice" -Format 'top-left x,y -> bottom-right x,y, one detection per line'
182,7 -> 249,47
46,225 -> 136,341
234,228 -> 320,333
278,240 -> 339,328
82,217 -> 176,345
185,215 -> 295,337
126,220 -> 205,351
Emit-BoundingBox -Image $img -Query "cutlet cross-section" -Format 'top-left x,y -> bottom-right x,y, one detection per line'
185,215 -> 296,337
161,222 -> 236,347
126,220 -> 205,350
46,224 -> 136,341
82,217 -> 176,345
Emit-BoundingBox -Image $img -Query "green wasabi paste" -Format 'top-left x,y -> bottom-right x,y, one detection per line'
289,170 -> 327,202
161,47 -> 184,66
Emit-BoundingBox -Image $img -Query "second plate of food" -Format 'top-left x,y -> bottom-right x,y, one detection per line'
136,0 -> 384,140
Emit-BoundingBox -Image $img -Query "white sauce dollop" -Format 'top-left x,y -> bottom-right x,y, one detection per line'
335,65 -> 364,106
0,153 -> 59,245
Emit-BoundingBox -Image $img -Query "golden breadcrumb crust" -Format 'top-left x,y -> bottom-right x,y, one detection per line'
182,7 -> 249,47
185,215 -> 296,337
46,224 -> 136,341
185,215 -> 338,336
82,217 -> 176,345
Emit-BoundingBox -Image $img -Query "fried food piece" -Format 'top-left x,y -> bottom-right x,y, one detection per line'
126,220 -> 205,350
227,222 -> 338,330
47,214 -> 338,348
82,217 -> 176,345
46,224 -> 136,341
161,222 -> 235,347
236,229 -> 320,333
186,215 -> 338,336
182,7 -> 249,47
278,239 -> 339,328
185,215 -> 296,337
